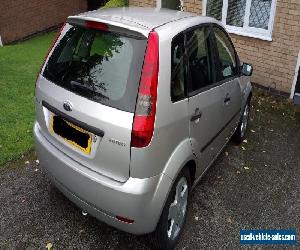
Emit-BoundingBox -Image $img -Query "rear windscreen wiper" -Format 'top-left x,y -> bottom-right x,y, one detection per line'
70,80 -> 94,92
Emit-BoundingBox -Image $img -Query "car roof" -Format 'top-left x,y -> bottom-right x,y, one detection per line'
68,7 -> 198,35
68,7 -> 221,37
74,7 -> 196,29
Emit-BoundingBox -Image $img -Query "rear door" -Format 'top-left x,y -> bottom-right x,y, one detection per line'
212,26 -> 242,136
186,25 -> 226,177
35,22 -> 147,182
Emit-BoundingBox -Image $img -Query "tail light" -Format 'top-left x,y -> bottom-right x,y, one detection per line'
131,31 -> 159,148
85,20 -> 108,31
35,22 -> 66,83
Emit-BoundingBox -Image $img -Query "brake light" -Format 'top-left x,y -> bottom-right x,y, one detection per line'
85,21 -> 108,31
35,22 -> 66,83
131,31 -> 159,148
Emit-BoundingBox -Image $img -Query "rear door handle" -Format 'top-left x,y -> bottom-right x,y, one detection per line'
191,109 -> 202,122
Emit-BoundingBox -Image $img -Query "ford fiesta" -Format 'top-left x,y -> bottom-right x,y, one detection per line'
34,7 -> 253,249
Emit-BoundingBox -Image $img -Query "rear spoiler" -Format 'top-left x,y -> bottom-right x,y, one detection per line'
67,16 -> 149,39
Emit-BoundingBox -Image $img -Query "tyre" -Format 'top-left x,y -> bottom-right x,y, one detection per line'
232,99 -> 251,143
152,167 -> 191,249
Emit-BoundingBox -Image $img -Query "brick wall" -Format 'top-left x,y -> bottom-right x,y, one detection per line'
129,0 -> 300,94
129,0 -> 156,7
182,0 -> 202,13
230,0 -> 300,93
0,0 -> 87,44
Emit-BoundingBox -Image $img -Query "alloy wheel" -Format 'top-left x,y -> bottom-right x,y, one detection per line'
240,103 -> 250,138
167,177 -> 188,240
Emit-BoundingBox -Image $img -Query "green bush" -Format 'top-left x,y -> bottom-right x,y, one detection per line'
102,0 -> 127,8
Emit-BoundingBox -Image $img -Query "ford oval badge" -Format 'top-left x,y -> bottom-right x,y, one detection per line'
63,101 -> 73,112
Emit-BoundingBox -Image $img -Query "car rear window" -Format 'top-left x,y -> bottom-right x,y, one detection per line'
43,23 -> 147,112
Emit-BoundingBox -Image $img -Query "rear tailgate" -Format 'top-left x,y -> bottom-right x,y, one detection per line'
35,20 -> 148,182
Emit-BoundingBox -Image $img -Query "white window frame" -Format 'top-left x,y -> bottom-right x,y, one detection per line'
157,0 -> 161,9
202,0 -> 277,41
290,50 -> 300,99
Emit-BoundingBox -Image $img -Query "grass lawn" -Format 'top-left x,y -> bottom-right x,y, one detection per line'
0,0 -> 125,166
0,32 -> 56,165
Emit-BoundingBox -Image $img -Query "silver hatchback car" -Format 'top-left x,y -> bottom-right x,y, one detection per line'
34,7 -> 253,249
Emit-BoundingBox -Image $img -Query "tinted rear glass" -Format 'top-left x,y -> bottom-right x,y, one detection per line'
43,24 -> 147,112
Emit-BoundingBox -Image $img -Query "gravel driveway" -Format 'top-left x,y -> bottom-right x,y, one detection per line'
1,89 -> 300,249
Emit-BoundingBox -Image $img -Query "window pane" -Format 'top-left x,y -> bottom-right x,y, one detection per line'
249,0 -> 272,30
43,24 -> 147,112
206,0 -> 223,21
226,0 -> 246,27
162,0 -> 181,10
213,27 -> 237,81
187,28 -> 212,92
171,34 -> 185,102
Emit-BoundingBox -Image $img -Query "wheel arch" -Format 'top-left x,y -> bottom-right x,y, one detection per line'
162,138 -> 197,184
152,139 -> 196,232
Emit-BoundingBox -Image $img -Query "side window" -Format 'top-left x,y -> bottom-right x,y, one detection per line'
187,27 -> 213,93
171,34 -> 186,102
213,27 -> 238,81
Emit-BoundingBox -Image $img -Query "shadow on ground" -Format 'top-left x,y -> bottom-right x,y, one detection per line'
0,89 -> 299,249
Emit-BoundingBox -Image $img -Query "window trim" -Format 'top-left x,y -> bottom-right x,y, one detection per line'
202,0 -> 278,41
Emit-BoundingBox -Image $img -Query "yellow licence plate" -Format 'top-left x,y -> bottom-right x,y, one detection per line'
50,114 -> 92,154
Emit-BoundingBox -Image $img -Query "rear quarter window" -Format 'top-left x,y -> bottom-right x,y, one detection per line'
171,34 -> 186,102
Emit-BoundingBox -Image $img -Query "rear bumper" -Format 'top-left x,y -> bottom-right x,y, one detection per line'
33,122 -> 172,234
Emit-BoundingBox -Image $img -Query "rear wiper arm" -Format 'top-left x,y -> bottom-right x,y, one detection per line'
70,81 -> 94,92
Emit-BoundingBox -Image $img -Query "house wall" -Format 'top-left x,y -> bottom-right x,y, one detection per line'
0,0 -> 87,44
129,0 -> 300,94
129,0 -> 156,7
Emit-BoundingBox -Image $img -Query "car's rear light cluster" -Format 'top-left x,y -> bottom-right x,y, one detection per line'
35,23 -> 66,83
131,31 -> 159,148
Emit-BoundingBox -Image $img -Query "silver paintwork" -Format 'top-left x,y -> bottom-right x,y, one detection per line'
69,7 -> 196,36
36,76 -> 133,182
188,85 -> 227,177
34,7 -> 252,235
34,122 -> 172,234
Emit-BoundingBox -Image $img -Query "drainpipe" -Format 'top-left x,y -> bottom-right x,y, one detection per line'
180,0 -> 184,11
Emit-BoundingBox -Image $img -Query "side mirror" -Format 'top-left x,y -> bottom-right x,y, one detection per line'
241,63 -> 253,76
